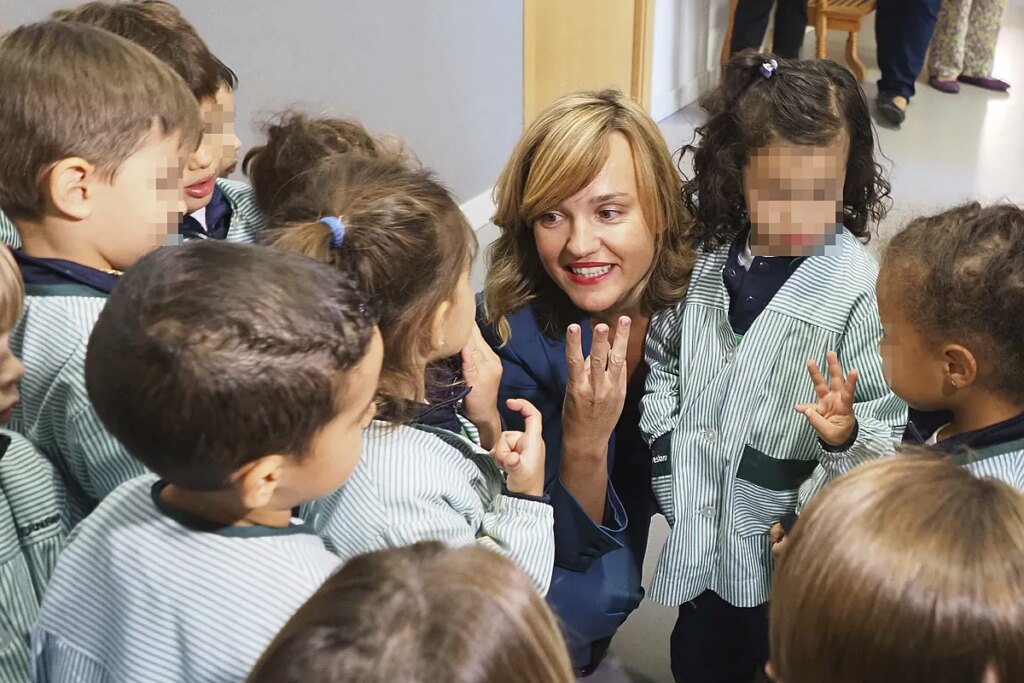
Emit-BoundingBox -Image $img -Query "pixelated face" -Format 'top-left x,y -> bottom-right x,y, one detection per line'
743,136 -> 848,255
0,331 -> 25,423
877,273 -> 949,410
182,87 -> 240,212
286,329 -> 383,502
434,265 -> 476,360
91,131 -> 187,271
210,84 -> 241,178
533,132 -> 657,317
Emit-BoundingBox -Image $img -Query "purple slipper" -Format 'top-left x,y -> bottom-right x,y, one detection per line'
930,77 -> 960,93
958,75 -> 1010,92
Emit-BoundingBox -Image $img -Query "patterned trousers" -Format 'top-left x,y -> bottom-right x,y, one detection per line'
928,0 -> 1007,79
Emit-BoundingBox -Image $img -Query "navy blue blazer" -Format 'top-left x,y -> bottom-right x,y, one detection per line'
477,298 -> 654,668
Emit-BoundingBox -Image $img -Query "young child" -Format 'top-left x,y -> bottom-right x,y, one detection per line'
32,241 -> 383,682
248,542 -> 576,683
0,247 -> 67,682
246,116 -> 555,594
52,0 -> 261,244
880,202 -> 1024,484
0,21 -> 202,525
640,51 -> 907,681
769,452 -> 1024,683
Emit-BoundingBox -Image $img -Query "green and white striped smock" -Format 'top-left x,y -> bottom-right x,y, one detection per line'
10,284 -> 143,527
302,420 -> 556,595
640,228 -> 908,608
0,430 -> 67,683
956,442 -> 1024,490
0,178 -> 264,248
32,475 -> 339,683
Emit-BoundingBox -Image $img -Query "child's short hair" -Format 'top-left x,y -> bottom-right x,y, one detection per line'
214,56 -> 237,90
771,451 -> 1024,683
85,241 -> 377,491
249,127 -> 474,415
682,50 -> 891,249
0,248 -> 25,332
0,21 -> 201,222
53,0 -> 220,100
243,113 -> 410,225
247,542 -> 575,683
881,202 -> 1024,403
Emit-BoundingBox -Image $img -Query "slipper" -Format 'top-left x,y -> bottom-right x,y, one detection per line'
958,75 -> 1010,92
877,93 -> 907,125
929,77 -> 960,94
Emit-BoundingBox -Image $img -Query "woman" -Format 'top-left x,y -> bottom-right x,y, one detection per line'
478,90 -> 695,676
927,0 -> 1009,93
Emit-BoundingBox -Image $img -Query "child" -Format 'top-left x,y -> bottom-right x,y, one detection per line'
0,21 -> 202,525
248,542 -> 576,683
52,0 -> 262,244
247,116 -> 555,594
0,247 -> 68,682
640,51 -> 907,682
32,241 -> 383,682
769,453 -> 1024,683
881,202 -> 1024,484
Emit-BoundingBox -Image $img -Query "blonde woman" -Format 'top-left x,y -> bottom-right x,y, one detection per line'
769,452 -> 1024,683
479,89 -> 695,675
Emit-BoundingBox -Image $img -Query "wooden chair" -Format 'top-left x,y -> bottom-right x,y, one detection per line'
721,0 -> 875,82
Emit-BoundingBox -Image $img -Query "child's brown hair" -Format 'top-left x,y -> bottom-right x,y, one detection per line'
52,0 -> 221,100
771,451 -> 1024,683
0,21 -> 201,222
247,542 -> 575,683
249,124 -> 475,412
880,202 -> 1024,403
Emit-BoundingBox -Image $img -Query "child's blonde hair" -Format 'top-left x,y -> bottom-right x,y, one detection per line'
0,248 -> 24,331
771,450 -> 1024,683
247,542 -> 575,683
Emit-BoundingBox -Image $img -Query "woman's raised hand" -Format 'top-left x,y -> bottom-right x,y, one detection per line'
562,317 -> 631,457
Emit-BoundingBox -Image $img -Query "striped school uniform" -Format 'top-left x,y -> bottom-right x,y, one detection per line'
10,254 -> 142,526
0,430 -> 68,683
32,475 -> 339,683
0,212 -> 16,249
640,228 -> 908,608
907,410 -> 1024,489
302,419 -> 556,595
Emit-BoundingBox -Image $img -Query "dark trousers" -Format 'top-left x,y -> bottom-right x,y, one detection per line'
730,0 -> 809,60
875,0 -> 944,99
670,591 -> 770,683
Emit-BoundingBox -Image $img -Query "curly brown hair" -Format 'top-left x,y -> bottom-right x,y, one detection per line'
681,50 -> 891,249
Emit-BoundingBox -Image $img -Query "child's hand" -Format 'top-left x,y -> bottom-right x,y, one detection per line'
770,522 -> 789,558
492,398 -> 546,497
461,324 -> 503,450
795,351 -> 859,448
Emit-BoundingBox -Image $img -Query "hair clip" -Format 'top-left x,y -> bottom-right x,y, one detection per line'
760,58 -> 779,80
319,216 -> 346,248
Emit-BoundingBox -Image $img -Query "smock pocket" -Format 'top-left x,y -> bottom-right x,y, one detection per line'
732,445 -> 817,538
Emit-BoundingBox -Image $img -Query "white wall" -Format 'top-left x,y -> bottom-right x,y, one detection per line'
649,0 -> 731,122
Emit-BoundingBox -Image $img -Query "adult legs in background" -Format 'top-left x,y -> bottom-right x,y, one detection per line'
772,0 -> 809,58
731,0 -> 808,59
928,0 -> 973,84
960,0 -> 1010,87
875,0 -> 944,122
731,0 -> 775,55
670,591 -> 770,683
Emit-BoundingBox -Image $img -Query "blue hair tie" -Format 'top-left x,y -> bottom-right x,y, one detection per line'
760,58 -> 779,80
319,216 -> 346,248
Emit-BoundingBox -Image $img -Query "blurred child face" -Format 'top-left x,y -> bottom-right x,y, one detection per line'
183,86 -> 241,211
533,132 -> 657,318
433,266 -> 476,360
0,330 -> 25,424
280,329 -> 383,505
743,134 -> 848,256
90,130 -> 187,271
877,273 -> 950,410
210,84 -> 242,178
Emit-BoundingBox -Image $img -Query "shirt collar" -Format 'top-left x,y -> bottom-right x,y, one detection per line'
377,356 -> 471,434
13,248 -> 119,295
930,411 -> 1024,454
180,182 -> 232,241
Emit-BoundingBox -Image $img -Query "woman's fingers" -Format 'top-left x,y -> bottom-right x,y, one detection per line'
566,324 -> 585,387
608,317 -> 630,379
589,324 -> 610,386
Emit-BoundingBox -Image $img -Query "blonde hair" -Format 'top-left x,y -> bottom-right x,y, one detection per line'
0,248 -> 24,331
771,450 -> 1024,683
247,543 -> 575,683
483,89 -> 695,341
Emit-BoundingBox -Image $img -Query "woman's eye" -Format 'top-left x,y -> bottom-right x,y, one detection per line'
598,209 -> 622,220
538,212 -> 560,225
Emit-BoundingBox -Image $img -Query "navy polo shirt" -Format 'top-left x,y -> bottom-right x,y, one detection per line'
722,229 -> 805,335
12,249 -> 119,294
179,183 -> 232,241
905,408 -> 1024,453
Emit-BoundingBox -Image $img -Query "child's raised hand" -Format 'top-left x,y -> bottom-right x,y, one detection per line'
491,398 -> 546,497
794,351 -> 859,447
461,324 -> 504,450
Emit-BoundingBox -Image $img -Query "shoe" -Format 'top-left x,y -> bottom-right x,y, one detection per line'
877,93 -> 908,125
929,77 -> 960,94
958,74 -> 1010,92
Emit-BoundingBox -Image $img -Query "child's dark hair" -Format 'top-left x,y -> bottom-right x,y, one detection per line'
243,113 -> 410,225
682,50 -> 890,249
214,55 -> 237,90
881,202 -> 1024,403
249,120 -> 474,414
85,241 -> 377,491
247,542 -> 575,683
53,0 -> 220,100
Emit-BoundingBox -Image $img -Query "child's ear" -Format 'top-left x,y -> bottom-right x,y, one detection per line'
43,157 -> 96,221
764,661 -> 781,682
233,455 -> 285,510
430,300 -> 452,351
943,343 -> 978,391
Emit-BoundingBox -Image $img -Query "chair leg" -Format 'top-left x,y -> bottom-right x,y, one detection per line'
846,30 -> 867,81
815,15 -> 828,60
722,0 -> 739,66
